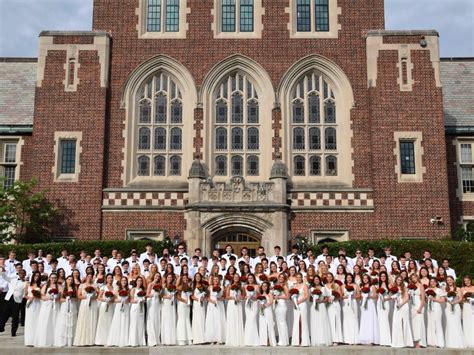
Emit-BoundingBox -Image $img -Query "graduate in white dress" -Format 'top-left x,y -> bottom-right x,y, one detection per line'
461,276 -> 474,348
290,272 -> 310,347
258,282 -> 277,346
426,278 -> 445,348
205,275 -> 226,344
24,272 -> 42,347
107,277 -> 130,347
161,273 -> 177,345
244,274 -> 260,346
444,276 -> 466,348
309,275 -> 332,346
409,274 -> 427,348
191,272 -> 207,345
73,273 -> 99,346
33,273 -> 60,347
376,271 -> 392,346
325,273 -> 343,345
94,274 -> 115,346
146,272 -> 163,346
358,273 -> 380,345
128,276 -> 147,347
176,274 -> 193,345
225,273 -> 245,346
273,273 -> 290,346
342,274 -> 360,345
54,276 -> 78,347
391,276 -> 414,348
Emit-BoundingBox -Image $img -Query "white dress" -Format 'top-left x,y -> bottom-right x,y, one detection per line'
24,287 -> 41,346
33,291 -> 60,347
94,286 -> 114,346
73,285 -> 99,346
377,292 -> 392,346
290,287 -> 310,346
274,292 -> 289,346
445,298 -> 466,348
160,288 -> 177,345
310,287 -> 332,346
54,296 -> 78,347
176,291 -> 193,345
410,287 -> 427,347
225,289 -> 244,346
342,290 -> 358,344
391,294 -> 414,348
128,287 -> 146,347
358,289 -> 380,345
258,294 -> 276,346
244,292 -> 260,346
146,289 -> 162,346
326,286 -> 343,343
427,289 -> 445,348
204,287 -> 226,343
192,288 -> 207,344
106,296 -> 130,347
462,294 -> 474,348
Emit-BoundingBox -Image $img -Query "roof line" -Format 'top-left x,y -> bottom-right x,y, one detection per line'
0,57 -> 38,63
441,57 -> 474,62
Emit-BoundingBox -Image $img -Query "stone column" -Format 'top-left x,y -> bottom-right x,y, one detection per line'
185,160 -> 206,252
269,160 -> 289,255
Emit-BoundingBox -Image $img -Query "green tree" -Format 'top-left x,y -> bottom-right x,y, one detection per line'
0,179 -> 57,244
454,221 -> 474,242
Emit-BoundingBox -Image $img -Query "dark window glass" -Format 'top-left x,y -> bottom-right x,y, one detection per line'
216,100 -> 228,123
147,0 -> 161,32
326,155 -> 337,176
293,127 -> 305,150
169,156 -> 181,175
166,0 -> 180,32
247,127 -> 259,150
215,156 -> 227,176
324,100 -> 336,123
155,94 -> 167,123
3,166 -> 15,189
400,140 -> 416,174
215,127 -> 228,150
232,92 -> 243,123
247,99 -> 259,123
171,100 -> 182,123
139,128 -> 151,150
240,0 -> 254,32
462,167 -> 474,193
154,128 -> 166,150
325,127 -> 336,150
222,0 -> 236,32
294,155 -> 305,176
293,100 -> 304,123
60,140 -> 76,174
296,0 -> 311,32
232,128 -> 243,150
247,155 -> 259,176
309,127 -> 321,150
170,127 -> 182,150
4,144 -> 16,163
315,0 -> 329,32
138,156 -> 150,176
154,156 -> 166,176
231,155 -> 243,176
308,93 -> 320,123
139,101 -> 151,123
309,156 -> 321,176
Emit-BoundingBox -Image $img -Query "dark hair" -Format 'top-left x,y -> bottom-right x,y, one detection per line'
30,271 -> 42,288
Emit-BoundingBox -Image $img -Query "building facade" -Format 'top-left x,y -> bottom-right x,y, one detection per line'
1,0 -> 473,255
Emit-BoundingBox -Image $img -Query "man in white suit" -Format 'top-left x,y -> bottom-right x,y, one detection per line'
0,266 -> 26,337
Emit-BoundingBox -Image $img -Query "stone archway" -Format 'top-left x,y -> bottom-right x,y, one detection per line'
212,227 -> 261,257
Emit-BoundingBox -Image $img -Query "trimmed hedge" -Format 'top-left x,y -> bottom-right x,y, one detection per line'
310,240 -> 474,281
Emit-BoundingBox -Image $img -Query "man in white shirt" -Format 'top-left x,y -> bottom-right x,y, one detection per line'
126,250 -> 141,269
237,247 -> 250,265
0,267 -> 26,336
251,246 -> 266,268
286,245 -> 301,267
268,246 -> 283,265
34,249 -> 45,264
422,250 -> 438,269
189,256 -> 200,278
442,258 -> 456,279
221,245 -> 238,267
176,244 -> 190,265
140,244 -> 158,265
91,249 -> 103,264
383,247 -> 398,263
4,251 -> 19,276
57,249 -> 69,270
351,249 -> 364,267
218,258 -> 228,277
22,252 -> 36,276
316,245 -> 330,263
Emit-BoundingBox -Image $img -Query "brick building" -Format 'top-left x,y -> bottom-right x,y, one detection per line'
0,1 -> 473,255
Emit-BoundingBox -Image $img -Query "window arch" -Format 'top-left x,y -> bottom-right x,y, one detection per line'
231,155 -> 243,176
247,127 -> 259,150
326,155 -> 337,176
138,156 -> 150,176
154,155 -> 166,176
294,155 -> 305,176
215,127 -> 228,150
309,155 -> 321,176
215,155 -> 227,176
154,127 -> 166,150
138,128 -> 151,150
170,155 -> 181,175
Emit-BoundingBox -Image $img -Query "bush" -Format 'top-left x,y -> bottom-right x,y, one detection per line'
310,240 -> 474,281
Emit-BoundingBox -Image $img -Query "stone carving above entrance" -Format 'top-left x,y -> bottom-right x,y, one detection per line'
200,176 -> 274,203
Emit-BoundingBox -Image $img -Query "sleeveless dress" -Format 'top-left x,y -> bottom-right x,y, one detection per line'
176,291 -> 193,345
426,288 -> 445,348
258,294 -> 276,346
445,296 -> 466,348
54,295 -> 78,346
24,287 -> 41,346
225,288 -> 244,346
377,291 -> 392,346
286,280 -> 296,338
146,287 -> 162,346
204,287 -> 226,343
73,285 -> 99,346
358,288 -> 380,344
326,286 -> 343,343
462,292 -> 474,348
128,287 -> 146,346
391,293 -> 414,348
342,289 -> 359,344
161,288 -> 177,345
192,287 -> 207,344
290,287 -> 310,346
94,286 -> 114,346
33,289 -> 60,347
274,290 -> 289,346
410,287 -> 427,347
310,286 -> 332,346
244,290 -> 260,346
106,294 -> 130,347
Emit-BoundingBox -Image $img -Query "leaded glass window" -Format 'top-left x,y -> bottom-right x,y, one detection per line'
139,128 -> 151,150
165,0 -> 180,32
231,155 -> 243,175
169,155 -> 181,175
155,94 -> 167,123
154,128 -> 166,150
309,156 -> 321,176
60,140 -> 76,174
216,127 -> 228,150
215,156 -> 227,176
294,155 -> 305,176
154,155 -> 166,175
146,0 -> 181,33
232,127 -> 243,150
247,127 -> 259,150
170,127 -> 182,150
240,0 -> 254,32
138,156 -> 150,176
232,92 -> 243,123
147,0 -> 162,32
171,100 -> 182,123
325,127 -> 336,150
400,140 -> 415,174
247,155 -> 259,175
315,0 -> 329,32
222,0 -> 236,32
326,155 -> 337,176
296,0 -> 311,32
139,100 -> 152,123
309,127 -> 321,150
293,127 -> 305,150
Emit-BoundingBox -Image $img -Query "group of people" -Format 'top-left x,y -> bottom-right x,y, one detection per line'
0,243 -> 472,349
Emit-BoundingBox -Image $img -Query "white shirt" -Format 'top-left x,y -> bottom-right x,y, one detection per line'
57,256 -> 69,270
446,267 -> 456,279
221,253 -> 238,267
22,259 -> 34,274
140,252 -> 158,264
268,255 -> 282,265
286,253 -> 301,267
4,258 -> 19,275
1,272 -> 25,303
423,258 -> 438,269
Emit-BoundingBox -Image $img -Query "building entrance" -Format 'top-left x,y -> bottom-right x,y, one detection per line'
212,228 -> 261,258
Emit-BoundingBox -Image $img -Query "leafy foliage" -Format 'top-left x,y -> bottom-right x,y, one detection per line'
453,222 -> 474,242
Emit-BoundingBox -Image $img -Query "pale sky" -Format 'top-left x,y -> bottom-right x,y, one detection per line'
0,0 -> 473,57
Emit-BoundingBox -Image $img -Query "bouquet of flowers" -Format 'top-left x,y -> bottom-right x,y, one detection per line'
463,292 -> 474,314
230,284 -> 240,305
371,278 -> 379,286
119,290 -> 129,312
272,284 -> 283,305
96,278 -> 104,285
311,288 -> 323,310
378,287 -> 387,310
389,286 -> 400,308
48,288 -> 59,310
64,290 -> 76,313
289,288 -> 300,310
167,285 -> 177,306
197,284 -> 208,306
137,290 -> 146,312
246,285 -> 256,308
211,286 -> 222,307
361,268 -> 368,274
331,290 -> 341,303
153,284 -> 162,303
436,276 -> 446,287
425,289 -> 436,311
259,274 -> 268,283
26,289 -> 41,308
361,286 -> 370,309
257,295 -> 267,316
447,291 -> 457,312
269,276 -> 278,287
335,280 -> 343,286
85,286 -> 96,307
345,285 -> 355,307
371,271 -> 378,277
240,275 -> 248,285
104,291 -> 114,312
224,274 -> 233,286
407,283 -> 417,305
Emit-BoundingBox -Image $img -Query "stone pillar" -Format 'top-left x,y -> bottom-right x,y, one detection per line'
185,160 -> 206,252
269,160 -> 289,255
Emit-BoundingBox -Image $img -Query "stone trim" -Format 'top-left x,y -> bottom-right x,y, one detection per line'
393,131 -> 425,183
285,0 -> 341,39
52,131 -> 82,183
290,191 -> 374,210
136,0 -> 190,39
37,34 -> 110,90
311,230 -> 349,243
103,191 -> 189,209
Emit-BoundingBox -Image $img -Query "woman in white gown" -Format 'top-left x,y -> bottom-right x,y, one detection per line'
258,282 -> 276,346
376,271 -> 392,346
73,273 -> 99,346
94,274 -> 115,346
34,273 -> 60,347
128,276 -> 146,347
176,275 -> 193,345
244,274 -> 260,346
290,272 -> 310,346
191,272 -> 207,345
342,273 -> 360,345
445,276 -> 466,348
24,272 -> 42,346
426,277 -> 445,348
107,276 -> 130,347
273,273 -> 290,346
325,273 -> 343,345
461,276 -> 474,348
161,273 -> 177,345
409,274 -> 427,348
358,273 -> 380,345
146,272 -> 162,346
205,275 -> 226,344
225,273 -> 245,346
309,275 -> 332,346
391,276 -> 414,348
54,276 -> 79,347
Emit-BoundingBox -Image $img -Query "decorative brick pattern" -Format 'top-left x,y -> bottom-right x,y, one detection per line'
290,192 -> 374,209
103,192 -> 189,208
